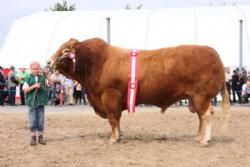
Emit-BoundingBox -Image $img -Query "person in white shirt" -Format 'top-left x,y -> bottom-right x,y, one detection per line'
225,67 -> 232,103
65,78 -> 74,105
50,70 -> 65,84
49,70 -> 65,105
242,78 -> 250,103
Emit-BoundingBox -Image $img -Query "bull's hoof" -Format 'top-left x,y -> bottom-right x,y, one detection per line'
199,140 -> 209,147
109,138 -> 117,144
194,136 -> 202,142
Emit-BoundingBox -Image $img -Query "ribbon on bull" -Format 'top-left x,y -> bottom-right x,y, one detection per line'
127,49 -> 139,113
69,53 -> 76,72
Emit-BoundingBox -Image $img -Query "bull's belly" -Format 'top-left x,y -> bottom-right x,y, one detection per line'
134,88 -> 187,108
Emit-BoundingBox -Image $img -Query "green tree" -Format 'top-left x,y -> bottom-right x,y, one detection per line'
48,0 -> 76,11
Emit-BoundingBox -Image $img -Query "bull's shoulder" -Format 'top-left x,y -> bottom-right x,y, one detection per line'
80,38 -> 109,52
81,37 -> 106,44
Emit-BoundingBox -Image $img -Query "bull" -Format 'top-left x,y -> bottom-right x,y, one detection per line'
47,38 -> 230,145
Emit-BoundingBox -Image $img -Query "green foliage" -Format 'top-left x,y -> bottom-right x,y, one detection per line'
48,0 -> 76,11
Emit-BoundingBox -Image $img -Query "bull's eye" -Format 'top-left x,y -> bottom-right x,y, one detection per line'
62,48 -> 70,55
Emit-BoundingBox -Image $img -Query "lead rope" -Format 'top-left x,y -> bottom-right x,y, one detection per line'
32,88 -> 38,107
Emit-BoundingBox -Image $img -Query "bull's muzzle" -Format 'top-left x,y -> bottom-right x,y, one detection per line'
46,60 -> 51,65
46,60 -> 56,71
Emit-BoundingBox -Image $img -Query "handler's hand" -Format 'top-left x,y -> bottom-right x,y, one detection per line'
32,83 -> 41,89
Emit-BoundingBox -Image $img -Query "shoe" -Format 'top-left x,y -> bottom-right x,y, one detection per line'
38,135 -> 46,145
30,136 -> 36,146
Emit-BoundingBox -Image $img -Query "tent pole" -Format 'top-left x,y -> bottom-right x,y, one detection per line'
239,19 -> 243,73
106,17 -> 111,44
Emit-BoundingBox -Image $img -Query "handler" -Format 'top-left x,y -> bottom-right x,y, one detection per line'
23,61 -> 48,146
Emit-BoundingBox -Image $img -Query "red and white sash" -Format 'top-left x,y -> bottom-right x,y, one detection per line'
69,53 -> 76,72
127,49 -> 139,113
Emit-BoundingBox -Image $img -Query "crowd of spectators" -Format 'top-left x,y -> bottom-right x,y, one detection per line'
226,67 -> 250,104
0,65 -> 87,106
176,67 -> 250,106
1,65 -> 250,107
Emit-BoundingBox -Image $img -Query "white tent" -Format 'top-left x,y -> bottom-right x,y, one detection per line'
1,6 -> 250,68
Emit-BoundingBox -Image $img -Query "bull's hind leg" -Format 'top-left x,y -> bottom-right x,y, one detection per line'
199,104 -> 213,145
190,96 -> 213,146
101,89 -> 122,144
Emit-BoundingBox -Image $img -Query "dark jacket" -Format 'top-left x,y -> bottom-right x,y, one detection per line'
232,73 -> 240,89
0,72 -> 5,89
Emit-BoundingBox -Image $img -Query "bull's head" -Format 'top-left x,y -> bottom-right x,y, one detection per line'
47,38 -> 79,74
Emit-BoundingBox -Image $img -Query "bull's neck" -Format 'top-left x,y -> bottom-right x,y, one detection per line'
77,44 -> 107,97
64,39 -> 108,100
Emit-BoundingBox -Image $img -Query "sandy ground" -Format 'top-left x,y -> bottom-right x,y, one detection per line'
0,105 -> 250,167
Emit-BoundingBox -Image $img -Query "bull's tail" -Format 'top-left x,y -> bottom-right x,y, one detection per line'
221,81 -> 230,130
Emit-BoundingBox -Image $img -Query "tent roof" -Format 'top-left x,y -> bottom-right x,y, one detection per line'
1,6 -> 250,68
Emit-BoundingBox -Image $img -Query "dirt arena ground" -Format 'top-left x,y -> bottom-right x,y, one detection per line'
0,105 -> 250,167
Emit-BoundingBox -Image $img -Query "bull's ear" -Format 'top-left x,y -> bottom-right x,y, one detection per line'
72,41 -> 80,52
67,38 -> 79,52
69,38 -> 79,43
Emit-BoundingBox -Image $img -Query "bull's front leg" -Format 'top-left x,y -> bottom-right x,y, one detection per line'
101,89 -> 122,144
108,116 -> 121,143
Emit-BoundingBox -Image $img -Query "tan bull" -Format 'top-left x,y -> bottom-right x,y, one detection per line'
47,38 -> 230,146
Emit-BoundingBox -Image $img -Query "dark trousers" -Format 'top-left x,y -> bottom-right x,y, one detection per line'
212,96 -> 217,106
47,85 -> 55,105
20,84 -> 25,105
75,91 -> 82,104
226,82 -> 232,103
232,86 -> 242,103
8,87 -> 16,105
0,88 -> 4,105
81,89 -> 87,105
243,94 -> 250,103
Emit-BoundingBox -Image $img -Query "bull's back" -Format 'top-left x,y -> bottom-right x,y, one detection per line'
137,45 -> 225,105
